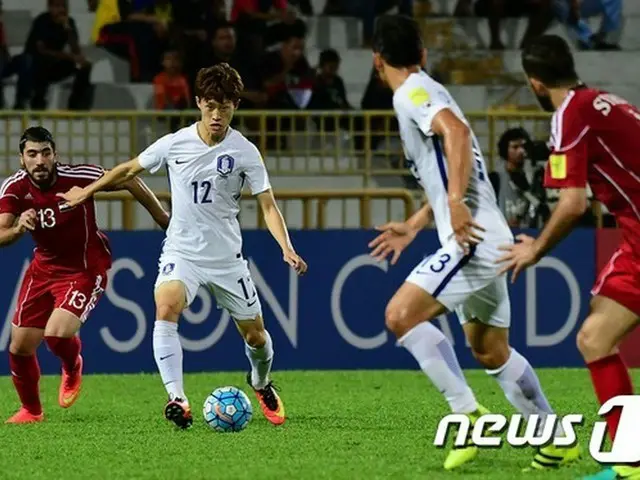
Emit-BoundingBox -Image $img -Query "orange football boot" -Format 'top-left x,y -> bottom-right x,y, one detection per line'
247,373 -> 286,425
164,397 -> 193,429
59,355 -> 83,408
5,408 -> 44,424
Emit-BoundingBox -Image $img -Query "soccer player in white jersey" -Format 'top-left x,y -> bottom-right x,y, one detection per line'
59,64 -> 308,429
367,16 -> 580,471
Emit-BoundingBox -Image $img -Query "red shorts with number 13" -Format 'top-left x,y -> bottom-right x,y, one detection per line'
12,262 -> 108,329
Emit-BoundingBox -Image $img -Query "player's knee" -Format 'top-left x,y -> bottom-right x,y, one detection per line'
240,317 -> 266,347
244,328 -> 266,348
577,323 -> 614,361
156,302 -> 182,321
9,339 -> 37,356
471,346 -> 509,370
385,304 -> 414,338
468,335 -> 510,369
155,293 -> 185,321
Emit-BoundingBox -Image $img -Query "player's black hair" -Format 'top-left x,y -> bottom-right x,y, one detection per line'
372,15 -> 423,68
319,48 -> 340,67
498,127 -> 531,160
19,126 -> 56,154
521,35 -> 580,88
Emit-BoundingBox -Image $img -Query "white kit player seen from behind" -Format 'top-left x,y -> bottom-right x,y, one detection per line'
59,64 -> 308,429
367,16 -> 580,471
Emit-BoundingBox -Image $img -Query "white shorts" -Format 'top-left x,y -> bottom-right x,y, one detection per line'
405,238 -> 511,328
155,255 -> 262,321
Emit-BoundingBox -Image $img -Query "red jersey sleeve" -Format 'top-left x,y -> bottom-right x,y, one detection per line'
544,91 -> 591,189
56,163 -> 106,187
0,174 -> 24,216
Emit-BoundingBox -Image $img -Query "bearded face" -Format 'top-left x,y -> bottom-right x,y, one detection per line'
21,141 -> 56,188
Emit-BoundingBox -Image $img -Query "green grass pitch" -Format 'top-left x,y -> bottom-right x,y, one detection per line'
1,368 -> 633,480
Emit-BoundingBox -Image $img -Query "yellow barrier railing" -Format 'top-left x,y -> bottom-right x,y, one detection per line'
94,188 -> 416,230
0,110 -> 552,183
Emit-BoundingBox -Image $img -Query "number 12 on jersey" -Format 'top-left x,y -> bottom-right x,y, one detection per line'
191,180 -> 213,204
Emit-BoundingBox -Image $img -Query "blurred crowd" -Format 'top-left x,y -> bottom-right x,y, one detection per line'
0,0 -> 624,113
454,0 -> 622,51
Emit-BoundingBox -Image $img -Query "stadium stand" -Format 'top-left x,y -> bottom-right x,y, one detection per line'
0,0 -> 628,229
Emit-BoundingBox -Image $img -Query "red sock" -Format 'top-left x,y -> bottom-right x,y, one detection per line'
587,353 -> 634,441
9,353 -> 42,415
45,336 -> 81,373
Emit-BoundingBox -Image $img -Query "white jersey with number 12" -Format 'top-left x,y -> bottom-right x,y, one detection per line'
138,123 -> 271,266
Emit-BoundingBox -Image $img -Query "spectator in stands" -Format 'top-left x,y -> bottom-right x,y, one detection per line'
232,0 -> 303,51
491,128 -> 533,227
455,0 -> 553,49
153,50 -> 190,110
553,0 -> 622,50
491,128 -> 552,228
261,27 -> 313,147
209,22 -> 237,65
0,0 -> 30,109
93,0 -> 169,81
360,68 -> 398,151
309,49 -> 350,111
206,22 -> 267,109
323,1 -> 413,46
309,49 -> 373,151
20,0 -> 93,110
153,49 -> 190,131
171,0 -> 227,83
360,67 -> 410,185
262,28 -> 313,110
308,49 -> 355,135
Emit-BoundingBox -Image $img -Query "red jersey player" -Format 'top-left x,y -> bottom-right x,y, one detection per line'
498,35 -> 640,480
0,126 -> 169,424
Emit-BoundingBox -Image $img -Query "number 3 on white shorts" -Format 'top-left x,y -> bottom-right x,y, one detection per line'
416,253 -> 452,275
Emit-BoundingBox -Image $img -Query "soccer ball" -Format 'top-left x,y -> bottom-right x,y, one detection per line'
203,386 -> 253,432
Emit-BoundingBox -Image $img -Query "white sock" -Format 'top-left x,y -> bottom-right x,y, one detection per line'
487,348 -> 562,436
153,320 -> 186,402
399,322 -> 478,414
244,330 -> 274,390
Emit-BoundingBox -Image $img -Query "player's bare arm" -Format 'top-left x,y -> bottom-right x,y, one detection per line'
110,177 -> 170,230
497,187 -> 587,282
256,189 -> 307,275
369,202 -> 433,265
0,210 -> 36,246
58,158 -> 146,207
431,109 -> 485,251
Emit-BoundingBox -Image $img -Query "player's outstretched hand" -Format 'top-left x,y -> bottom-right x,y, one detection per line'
283,249 -> 307,275
368,221 -> 416,265
496,234 -> 539,283
16,209 -> 37,232
449,200 -> 485,254
57,186 -> 90,208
